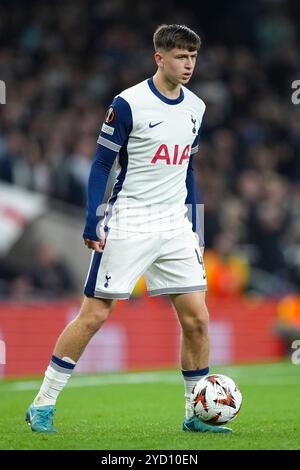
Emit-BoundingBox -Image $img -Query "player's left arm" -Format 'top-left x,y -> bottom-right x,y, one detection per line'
186,110 -> 206,254
185,144 -> 205,255
185,156 -> 205,254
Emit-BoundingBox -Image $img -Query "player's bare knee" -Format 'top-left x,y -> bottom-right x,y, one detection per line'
181,306 -> 209,336
84,313 -> 106,333
80,297 -> 115,332
194,312 -> 209,335
195,306 -> 209,332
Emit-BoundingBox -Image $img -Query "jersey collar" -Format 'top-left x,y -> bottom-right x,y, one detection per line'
147,77 -> 184,105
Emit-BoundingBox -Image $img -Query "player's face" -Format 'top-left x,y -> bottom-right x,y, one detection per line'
156,48 -> 198,85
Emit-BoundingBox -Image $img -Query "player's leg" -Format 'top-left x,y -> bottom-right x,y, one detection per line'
170,291 -> 209,415
26,296 -> 115,432
54,296 -> 116,361
27,230 -> 157,432
172,291 -> 209,371
170,290 -> 232,433
34,296 -> 115,406
145,230 -> 232,432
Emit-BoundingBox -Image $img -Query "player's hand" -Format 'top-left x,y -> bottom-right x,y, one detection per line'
84,227 -> 106,252
84,239 -> 103,252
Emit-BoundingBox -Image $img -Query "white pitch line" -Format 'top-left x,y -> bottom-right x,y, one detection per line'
0,371 -> 180,392
0,367 -> 299,392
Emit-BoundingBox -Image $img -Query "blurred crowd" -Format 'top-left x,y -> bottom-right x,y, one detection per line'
0,0 -> 300,296
0,242 -> 75,299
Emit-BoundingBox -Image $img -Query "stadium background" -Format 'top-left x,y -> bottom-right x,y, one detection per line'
0,0 -> 300,378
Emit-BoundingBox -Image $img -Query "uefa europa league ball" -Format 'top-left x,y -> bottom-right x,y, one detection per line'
191,374 -> 242,425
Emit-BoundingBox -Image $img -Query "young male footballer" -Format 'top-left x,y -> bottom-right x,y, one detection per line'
26,24 -> 232,434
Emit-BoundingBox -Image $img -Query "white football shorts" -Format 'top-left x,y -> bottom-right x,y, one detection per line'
84,228 -> 207,299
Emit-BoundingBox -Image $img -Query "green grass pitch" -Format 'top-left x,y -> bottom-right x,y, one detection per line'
0,361 -> 299,450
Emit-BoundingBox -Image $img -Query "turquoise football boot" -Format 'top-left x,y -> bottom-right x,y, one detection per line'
25,404 -> 56,433
183,416 -> 232,433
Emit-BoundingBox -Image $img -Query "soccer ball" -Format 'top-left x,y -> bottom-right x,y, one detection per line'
191,374 -> 242,425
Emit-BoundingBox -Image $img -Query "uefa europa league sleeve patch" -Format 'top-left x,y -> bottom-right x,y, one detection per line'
105,106 -> 115,124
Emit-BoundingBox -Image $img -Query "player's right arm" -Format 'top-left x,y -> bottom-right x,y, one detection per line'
83,144 -> 116,252
83,96 -> 133,251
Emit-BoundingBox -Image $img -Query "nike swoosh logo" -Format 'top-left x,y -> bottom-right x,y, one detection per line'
149,121 -> 164,128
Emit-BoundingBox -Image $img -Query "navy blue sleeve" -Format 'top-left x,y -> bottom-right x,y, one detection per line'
185,156 -> 205,247
83,145 -> 117,240
97,95 -> 133,152
83,96 -> 133,240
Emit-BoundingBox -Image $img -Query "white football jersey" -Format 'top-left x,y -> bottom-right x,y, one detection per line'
97,78 -> 206,233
